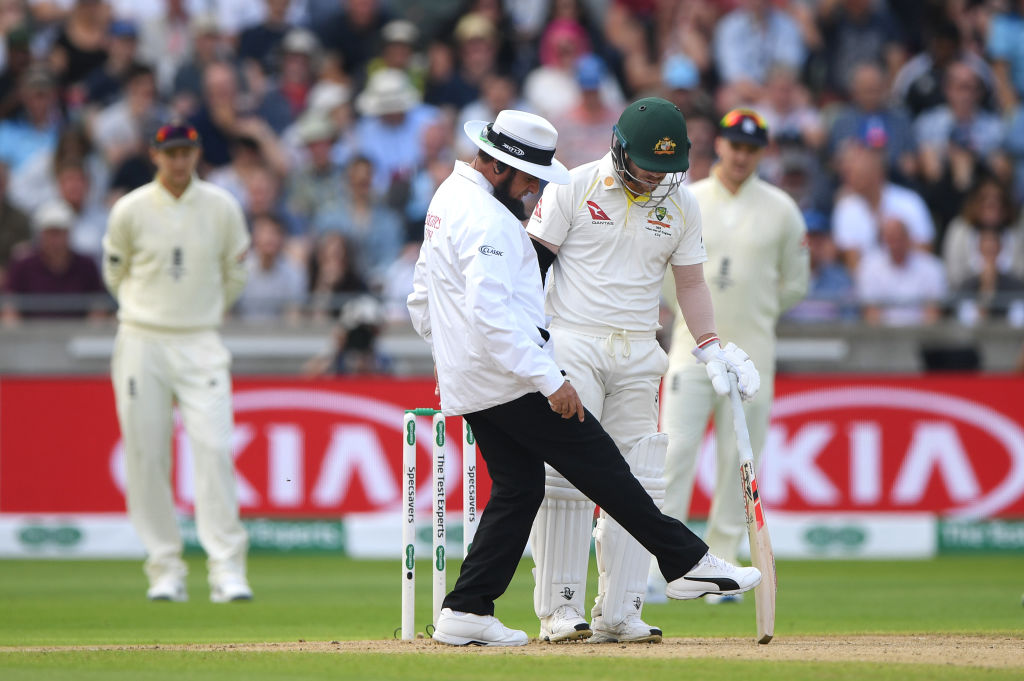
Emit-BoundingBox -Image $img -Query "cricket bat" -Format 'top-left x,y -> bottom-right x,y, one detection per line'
728,373 -> 777,644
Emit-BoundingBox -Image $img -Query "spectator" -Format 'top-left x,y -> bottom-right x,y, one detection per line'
167,13 -> 226,110
48,0 -> 110,97
306,230 -> 368,321
892,20 -> 995,119
90,64 -> 164,166
366,19 -> 425,90
455,71 -> 526,160
955,228 -> 1024,326
712,0 -> 806,101
82,19 -> 140,107
315,0 -> 392,85
235,213 -> 307,324
237,0 -> 293,73
312,155 -> 403,287
0,161 -> 31,288
286,113 -> 343,236
785,211 -> 856,323
816,0 -> 907,98
0,65 -> 62,172
757,65 -> 825,151
550,54 -> 621,171
659,53 -> 710,120
272,28 -> 320,122
424,12 -> 501,111
0,27 -> 33,120
943,175 -> 1024,290
856,216 -> 947,326
2,199 -> 104,322
827,61 -> 917,181
832,138 -> 934,271
524,17 -> 617,120
137,0 -> 196,97
987,0 -> 1024,114
55,159 -> 108,262
351,68 -> 439,197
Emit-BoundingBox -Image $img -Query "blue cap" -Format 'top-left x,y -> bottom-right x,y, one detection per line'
803,210 -> 830,234
662,54 -> 699,90
858,115 -> 888,149
576,54 -> 604,91
109,20 -> 138,38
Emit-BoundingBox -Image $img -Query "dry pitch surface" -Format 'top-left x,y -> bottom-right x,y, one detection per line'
8,635 -> 1022,669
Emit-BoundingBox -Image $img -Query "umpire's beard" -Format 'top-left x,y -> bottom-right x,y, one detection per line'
492,170 -> 527,220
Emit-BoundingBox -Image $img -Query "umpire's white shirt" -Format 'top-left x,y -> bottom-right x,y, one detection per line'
102,177 -> 250,330
407,162 -> 565,416
527,153 -> 706,332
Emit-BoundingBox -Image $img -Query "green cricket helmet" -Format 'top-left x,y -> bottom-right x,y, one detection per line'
611,97 -> 690,206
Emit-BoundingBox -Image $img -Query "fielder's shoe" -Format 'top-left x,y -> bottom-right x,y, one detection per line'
704,593 -> 744,605
665,551 -> 760,601
209,575 -> 253,603
147,577 -> 187,602
645,573 -> 668,605
539,605 -> 591,642
589,612 -> 662,644
432,608 -> 528,647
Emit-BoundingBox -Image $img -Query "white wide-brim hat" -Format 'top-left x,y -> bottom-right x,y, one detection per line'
356,68 -> 420,116
464,110 -> 570,185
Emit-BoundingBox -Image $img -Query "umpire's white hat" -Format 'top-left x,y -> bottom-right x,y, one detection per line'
464,110 -> 570,184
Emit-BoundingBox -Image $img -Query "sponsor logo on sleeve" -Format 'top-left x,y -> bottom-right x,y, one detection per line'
479,245 -> 504,256
532,197 -> 542,220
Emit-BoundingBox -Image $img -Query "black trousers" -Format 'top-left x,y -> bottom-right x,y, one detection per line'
442,391 -> 708,616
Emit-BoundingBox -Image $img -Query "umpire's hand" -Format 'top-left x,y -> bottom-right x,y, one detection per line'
547,380 -> 585,422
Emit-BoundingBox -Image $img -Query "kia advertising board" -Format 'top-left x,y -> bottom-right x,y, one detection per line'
1,376 -> 1021,558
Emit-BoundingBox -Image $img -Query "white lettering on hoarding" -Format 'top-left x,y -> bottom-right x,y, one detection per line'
312,425 -> 396,507
892,422 -> 980,505
849,422 -> 881,505
761,423 -> 839,505
267,424 -> 303,506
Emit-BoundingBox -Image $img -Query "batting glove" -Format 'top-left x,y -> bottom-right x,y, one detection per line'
692,339 -> 760,400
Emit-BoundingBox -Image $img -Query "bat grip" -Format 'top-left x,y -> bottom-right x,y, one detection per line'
728,373 -> 756,466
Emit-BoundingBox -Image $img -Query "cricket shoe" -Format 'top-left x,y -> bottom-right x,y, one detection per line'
432,608 -> 528,647
147,576 -> 187,602
705,593 -> 744,604
589,612 -> 662,644
539,605 -> 592,642
665,551 -> 760,601
210,575 -> 253,603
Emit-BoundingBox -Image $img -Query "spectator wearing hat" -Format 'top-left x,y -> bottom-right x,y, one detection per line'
549,54 -> 621,172
831,136 -> 934,272
366,19 -> 426,92
2,199 -> 104,322
659,53 -> 710,119
286,113 -> 344,237
423,12 -> 502,111
827,62 -> 917,181
237,0 -> 294,73
350,68 -> 439,198
82,19 -> 141,107
455,71 -> 529,161
272,28 -> 320,121
0,65 -> 62,172
784,211 -> 856,323
0,161 -> 31,289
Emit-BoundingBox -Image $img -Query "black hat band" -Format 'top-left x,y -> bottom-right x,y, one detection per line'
484,124 -> 555,166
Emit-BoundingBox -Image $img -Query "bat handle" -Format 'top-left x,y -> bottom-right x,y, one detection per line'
728,373 -> 755,466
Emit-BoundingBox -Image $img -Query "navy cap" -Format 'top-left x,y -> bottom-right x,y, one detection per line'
109,20 -> 138,38
152,122 -> 201,150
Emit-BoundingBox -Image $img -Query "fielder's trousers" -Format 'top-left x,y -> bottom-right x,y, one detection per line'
442,391 -> 708,616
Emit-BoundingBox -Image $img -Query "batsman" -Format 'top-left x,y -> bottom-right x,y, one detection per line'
527,98 -> 760,643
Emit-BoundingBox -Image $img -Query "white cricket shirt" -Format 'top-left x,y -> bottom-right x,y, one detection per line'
407,162 -> 565,416
527,153 -> 706,332
668,171 -> 809,372
102,177 -> 250,332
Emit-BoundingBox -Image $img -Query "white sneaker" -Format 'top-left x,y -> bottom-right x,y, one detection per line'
210,575 -> 253,603
433,608 -> 528,647
539,605 -> 591,642
665,552 -> 760,601
645,573 -> 668,605
589,612 -> 662,643
705,593 -> 744,604
147,576 -> 187,602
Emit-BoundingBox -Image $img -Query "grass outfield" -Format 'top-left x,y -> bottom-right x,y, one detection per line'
0,555 -> 1021,679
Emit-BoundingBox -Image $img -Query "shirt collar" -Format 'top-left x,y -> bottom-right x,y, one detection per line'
711,165 -> 759,196
454,160 -> 494,194
154,175 -> 199,203
596,153 -> 623,192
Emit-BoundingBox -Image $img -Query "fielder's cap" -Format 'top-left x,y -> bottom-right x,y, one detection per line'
382,19 -> 418,45
576,53 -> 604,91
356,68 -> 420,116
662,54 -> 699,90
614,97 -> 691,173
152,121 -> 201,150
33,199 -> 74,232
719,107 -> 769,147
109,20 -> 138,38
281,28 -> 319,56
464,109 -> 570,184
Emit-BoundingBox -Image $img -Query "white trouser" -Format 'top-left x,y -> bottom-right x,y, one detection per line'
659,361 -> 774,564
531,322 -> 667,620
111,324 -> 248,586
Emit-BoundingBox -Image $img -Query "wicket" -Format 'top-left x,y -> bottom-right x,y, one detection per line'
401,408 -> 478,640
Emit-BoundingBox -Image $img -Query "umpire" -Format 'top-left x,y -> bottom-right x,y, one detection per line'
408,110 -> 761,647
102,122 -> 253,603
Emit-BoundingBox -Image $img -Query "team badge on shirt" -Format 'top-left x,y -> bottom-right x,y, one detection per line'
645,206 -> 674,236
653,137 -> 677,155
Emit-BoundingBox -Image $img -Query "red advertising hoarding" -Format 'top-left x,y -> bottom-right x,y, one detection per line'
1,376 -> 1022,519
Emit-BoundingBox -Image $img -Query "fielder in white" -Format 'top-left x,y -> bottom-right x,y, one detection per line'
650,108 -> 809,603
527,98 -> 760,643
102,122 -> 253,603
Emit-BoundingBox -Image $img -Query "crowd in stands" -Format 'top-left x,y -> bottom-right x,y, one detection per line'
0,0 -> 1023,373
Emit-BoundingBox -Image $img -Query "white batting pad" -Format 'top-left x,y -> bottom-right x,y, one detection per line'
593,433 -> 667,626
530,465 -> 595,618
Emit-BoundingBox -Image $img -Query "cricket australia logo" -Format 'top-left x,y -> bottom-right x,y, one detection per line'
645,206 -> 674,235
479,245 -> 503,256
653,137 -> 677,155
560,587 -> 575,600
